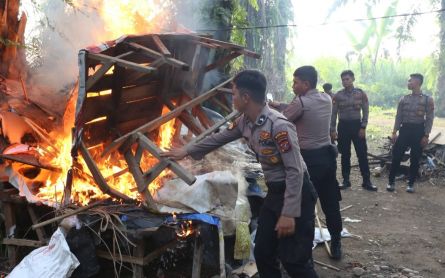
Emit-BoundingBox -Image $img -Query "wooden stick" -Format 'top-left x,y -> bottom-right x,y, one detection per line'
152,35 -> 172,57
137,133 -> 196,185
186,110 -> 240,147
314,259 -> 341,271
315,203 -> 332,257
32,200 -> 104,230
192,228 -> 204,278
205,52 -> 242,72
126,42 -> 189,70
191,35 -> 261,59
87,52 -> 156,74
429,132 -> 441,144
101,77 -> 233,157
79,141 -> 133,202
340,205 -> 353,212
19,75 -> 29,102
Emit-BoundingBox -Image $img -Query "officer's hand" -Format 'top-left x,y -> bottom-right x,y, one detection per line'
358,128 -> 366,139
275,216 -> 295,238
268,100 -> 279,109
420,136 -> 429,148
160,147 -> 188,160
391,133 -> 398,144
330,132 -> 338,143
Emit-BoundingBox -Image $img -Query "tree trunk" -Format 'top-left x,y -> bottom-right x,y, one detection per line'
436,0 -> 445,117
0,0 -> 27,79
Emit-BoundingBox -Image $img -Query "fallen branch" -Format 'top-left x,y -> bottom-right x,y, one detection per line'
340,205 -> 353,212
314,259 -> 341,271
315,203 -> 332,257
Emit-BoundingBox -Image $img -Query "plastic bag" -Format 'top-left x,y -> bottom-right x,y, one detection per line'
8,228 -> 80,278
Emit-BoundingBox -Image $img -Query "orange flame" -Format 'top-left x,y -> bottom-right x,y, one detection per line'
71,0 -> 170,41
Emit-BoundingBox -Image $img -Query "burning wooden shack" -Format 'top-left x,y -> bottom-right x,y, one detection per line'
68,33 -> 259,209
0,33 -> 260,277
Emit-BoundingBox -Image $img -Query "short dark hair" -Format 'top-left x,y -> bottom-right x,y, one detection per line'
233,70 -> 267,103
410,73 -> 424,85
293,66 -> 318,89
323,83 -> 332,91
341,70 -> 355,78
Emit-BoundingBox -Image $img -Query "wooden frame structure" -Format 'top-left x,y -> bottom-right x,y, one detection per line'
73,33 -> 259,209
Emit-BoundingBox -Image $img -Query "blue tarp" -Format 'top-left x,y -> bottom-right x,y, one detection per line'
165,213 -> 221,227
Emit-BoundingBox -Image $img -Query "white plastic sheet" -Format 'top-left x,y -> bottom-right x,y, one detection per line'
8,228 -> 79,278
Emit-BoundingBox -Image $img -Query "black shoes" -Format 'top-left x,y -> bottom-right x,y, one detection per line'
339,179 -> 351,190
386,182 -> 395,192
406,183 -> 415,193
330,237 -> 342,260
362,179 -> 377,191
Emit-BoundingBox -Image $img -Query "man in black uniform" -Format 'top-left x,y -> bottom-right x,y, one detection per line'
330,70 -> 377,191
387,73 -> 435,193
269,66 -> 343,259
162,70 -> 318,277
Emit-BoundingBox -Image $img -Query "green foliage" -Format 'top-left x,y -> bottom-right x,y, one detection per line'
306,56 -> 439,109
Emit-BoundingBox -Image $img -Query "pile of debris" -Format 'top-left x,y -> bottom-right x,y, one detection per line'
369,129 -> 445,180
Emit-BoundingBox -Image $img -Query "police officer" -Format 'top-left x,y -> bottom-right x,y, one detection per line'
322,83 -> 334,98
330,70 -> 377,191
161,70 -> 318,278
270,66 -> 343,260
387,73 -> 435,193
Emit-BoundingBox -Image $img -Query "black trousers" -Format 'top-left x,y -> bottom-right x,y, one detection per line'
254,174 -> 318,278
389,123 -> 424,184
301,145 -> 343,238
337,119 -> 370,180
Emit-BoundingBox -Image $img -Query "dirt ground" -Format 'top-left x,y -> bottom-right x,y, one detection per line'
308,111 -> 445,277
311,160 -> 445,278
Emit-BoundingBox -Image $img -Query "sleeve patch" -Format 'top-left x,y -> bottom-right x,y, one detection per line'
274,131 -> 291,153
261,148 -> 275,155
259,131 -> 271,140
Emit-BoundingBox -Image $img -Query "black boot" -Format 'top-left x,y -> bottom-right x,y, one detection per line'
362,177 -> 377,191
330,236 -> 342,260
339,177 -> 351,190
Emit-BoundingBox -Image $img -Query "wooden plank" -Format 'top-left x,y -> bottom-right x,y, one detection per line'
85,51 -> 133,92
216,87 -> 233,94
96,250 -> 144,266
152,35 -> 172,57
142,240 -> 178,265
101,78 -> 233,157
2,238 -> 45,248
137,133 -> 196,185
205,52 -> 242,72
88,52 -> 156,74
193,106 -> 214,129
79,141 -> 133,202
187,110 -> 240,147
126,42 -> 189,70
192,234 -> 204,278
3,202 -> 17,265
163,98 -> 204,136
210,97 -> 231,114
192,35 -> 261,59
133,239 -> 145,278
142,160 -> 170,192
27,206 -> 47,242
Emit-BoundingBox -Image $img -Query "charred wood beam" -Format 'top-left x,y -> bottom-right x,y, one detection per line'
137,133 -> 196,185
192,35 -> 260,59
101,78 -> 234,157
126,42 -> 189,70
142,160 -> 170,192
152,35 -> 172,57
205,51 -> 242,72
163,98 -> 204,135
79,141 -> 133,202
85,51 -> 133,92
187,110 -> 240,147
87,52 -> 156,74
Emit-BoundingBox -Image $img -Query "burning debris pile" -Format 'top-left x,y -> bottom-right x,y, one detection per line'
0,31 -> 262,276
